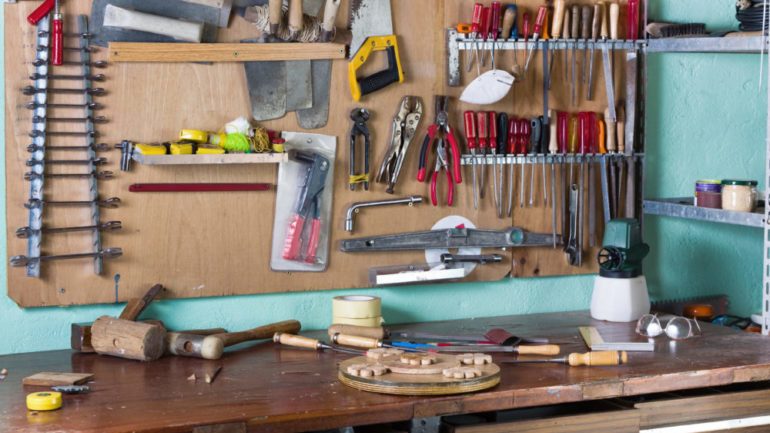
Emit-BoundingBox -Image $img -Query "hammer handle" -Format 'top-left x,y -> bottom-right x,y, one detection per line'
217,320 -> 301,347
119,284 -> 163,320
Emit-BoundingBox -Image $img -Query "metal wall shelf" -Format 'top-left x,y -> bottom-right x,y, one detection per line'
643,198 -> 766,228
646,36 -> 767,54
460,153 -> 643,166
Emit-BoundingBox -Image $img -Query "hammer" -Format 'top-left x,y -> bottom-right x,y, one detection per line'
167,320 -> 301,360
71,283 -> 164,353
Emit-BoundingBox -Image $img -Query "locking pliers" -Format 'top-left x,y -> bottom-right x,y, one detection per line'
376,96 -> 423,194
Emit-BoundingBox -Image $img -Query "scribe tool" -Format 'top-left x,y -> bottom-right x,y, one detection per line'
502,350 -> 628,366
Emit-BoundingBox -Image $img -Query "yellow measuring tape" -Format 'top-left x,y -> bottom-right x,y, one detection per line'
26,392 -> 62,411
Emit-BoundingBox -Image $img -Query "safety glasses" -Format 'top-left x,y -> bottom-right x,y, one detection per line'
635,314 -> 702,340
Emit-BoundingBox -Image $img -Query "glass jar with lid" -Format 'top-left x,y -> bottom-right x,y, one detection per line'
721,180 -> 758,212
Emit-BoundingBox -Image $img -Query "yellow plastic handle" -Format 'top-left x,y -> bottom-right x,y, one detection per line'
517,344 -> 561,356
568,350 -> 628,366
348,35 -> 404,102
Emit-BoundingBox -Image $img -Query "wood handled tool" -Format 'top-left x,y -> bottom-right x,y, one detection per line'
503,350 -> 628,366
71,284 -> 164,353
92,316 -> 167,361
570,5 -> 580,105
327,325 -> 550,345
332,333 -> 426,352
418,344 -> 560,356
274,332 -> 363,355
288,0 -> 303,40
168,320 -> 301,360
580,5 -> 593,86
268,0 -> 282,36
320,0 -> 341,42
587,3 -> 602,100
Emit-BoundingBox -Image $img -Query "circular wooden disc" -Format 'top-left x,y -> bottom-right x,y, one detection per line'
338,356 -> 501,396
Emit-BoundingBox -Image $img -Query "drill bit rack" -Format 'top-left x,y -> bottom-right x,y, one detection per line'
24,16 -> 52,278
14,15 -> 121,278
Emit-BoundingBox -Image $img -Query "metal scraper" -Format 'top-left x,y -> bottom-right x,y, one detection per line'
296,59 -> 332,129
349,0 -> 394,59
286,60 -> 313,111
244,37 -> 287,121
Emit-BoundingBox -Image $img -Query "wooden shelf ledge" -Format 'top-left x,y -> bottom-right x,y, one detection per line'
108,42 -> 348,63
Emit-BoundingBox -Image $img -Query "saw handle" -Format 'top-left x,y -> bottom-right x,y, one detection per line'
332,333 -> 381,349
518,344 -> 561,356
328,324 -> 385,339
274,332 -> 320,350
568,350 -> 627,366
348,36 -> 404,101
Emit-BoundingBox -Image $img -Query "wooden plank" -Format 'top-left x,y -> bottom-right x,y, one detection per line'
450,410 -> 640,433
635,389 -> 770,429
21,372 -> 93,386
108,42 -> 348,63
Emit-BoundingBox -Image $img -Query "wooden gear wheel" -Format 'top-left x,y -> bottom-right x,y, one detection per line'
338,353 -> 501,396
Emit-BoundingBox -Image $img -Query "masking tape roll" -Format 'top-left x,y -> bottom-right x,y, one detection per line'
332,295 -> 381,320
332,316 -> 384,327
179,129 -> 210,143
26,392 -> 62,411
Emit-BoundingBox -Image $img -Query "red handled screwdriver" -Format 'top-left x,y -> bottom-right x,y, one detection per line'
478,7 -> 491,67
488,111 -> 501,216
524,6 -> 548,76
464,111 -> 479,210
27,0 -> 54,25
51,0 -> 63,66
466,3 -> 483,73
476,111 -> 489,200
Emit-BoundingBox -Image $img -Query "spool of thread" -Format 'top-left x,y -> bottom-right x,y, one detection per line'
332,295 -> 382,327
27,392 -> 62,411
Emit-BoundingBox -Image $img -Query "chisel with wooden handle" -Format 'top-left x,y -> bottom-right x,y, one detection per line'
399,343 -> 561,356
331,334 -> 427,352
273,332 -> 363,355
503,350 -> 628,366
320,0 -> 341,42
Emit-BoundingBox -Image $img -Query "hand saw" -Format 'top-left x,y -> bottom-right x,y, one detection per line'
348,0 -> 404,101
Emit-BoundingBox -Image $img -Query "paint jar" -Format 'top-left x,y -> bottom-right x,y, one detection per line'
694,180 -> 722,209
721,180 -> 758,212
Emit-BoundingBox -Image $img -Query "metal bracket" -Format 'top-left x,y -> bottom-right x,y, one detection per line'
409,417 -> 441,433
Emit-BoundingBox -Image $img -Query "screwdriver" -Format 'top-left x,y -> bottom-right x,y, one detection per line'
587,3 -> 602,101
507,118 -> 518,217
489,111 -> 501,217
503,5 -> 520,78
521,12 -> 530,79
497,112 -> 509,219
562,4 -> 571,84
466,3 -> 483,73
502,350 -> 628,366
519,119 -> 530,208
627,0 -> 640,40
581,5 -> 593,86
51,0 -> 63,66
479,6 -> 491,67
273,333 -> 363,355
549,110 -> 558,247
464,111 -> 479,210
523,6 -> 548,77
570,5 -> 580,106
477,111 -> 489,200
490,2 -> 502,64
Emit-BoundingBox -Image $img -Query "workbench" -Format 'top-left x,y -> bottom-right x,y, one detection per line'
3,311 -> 770,433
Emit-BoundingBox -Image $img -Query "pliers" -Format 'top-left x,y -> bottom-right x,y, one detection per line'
376,96 -> 423,194
417,96 -> 462,185
430,139 -> 455,206
348,108 -> 371,191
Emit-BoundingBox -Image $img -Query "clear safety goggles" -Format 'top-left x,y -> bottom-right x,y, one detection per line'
635,314 -> 702,340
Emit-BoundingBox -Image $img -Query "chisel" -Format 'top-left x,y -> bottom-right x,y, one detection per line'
587,3 -> 602,100
273,333 -> 363,355
332,334 -> 427,352
548,0 -> 566,89
327,325 -> 550,345
502,350 -> 628,366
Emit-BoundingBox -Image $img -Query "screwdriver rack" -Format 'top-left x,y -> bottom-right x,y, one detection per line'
17,15 -> 120,278
25,16 -> 51,278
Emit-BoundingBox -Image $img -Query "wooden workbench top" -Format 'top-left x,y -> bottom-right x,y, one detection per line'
2,311 -> 770,433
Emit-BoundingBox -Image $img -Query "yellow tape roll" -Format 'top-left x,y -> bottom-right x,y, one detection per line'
332,295 -> 381,320
179,129 -> 210,143
332,316 -> 383,327
26,392 -> 62,411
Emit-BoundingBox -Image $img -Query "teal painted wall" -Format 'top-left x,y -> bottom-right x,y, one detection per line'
1,0 -> 765,355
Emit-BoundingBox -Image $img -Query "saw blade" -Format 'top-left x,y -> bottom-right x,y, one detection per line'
349,0 -> 394,59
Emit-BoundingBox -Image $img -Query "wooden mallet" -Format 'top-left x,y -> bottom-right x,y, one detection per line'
167,320 -> 301,360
